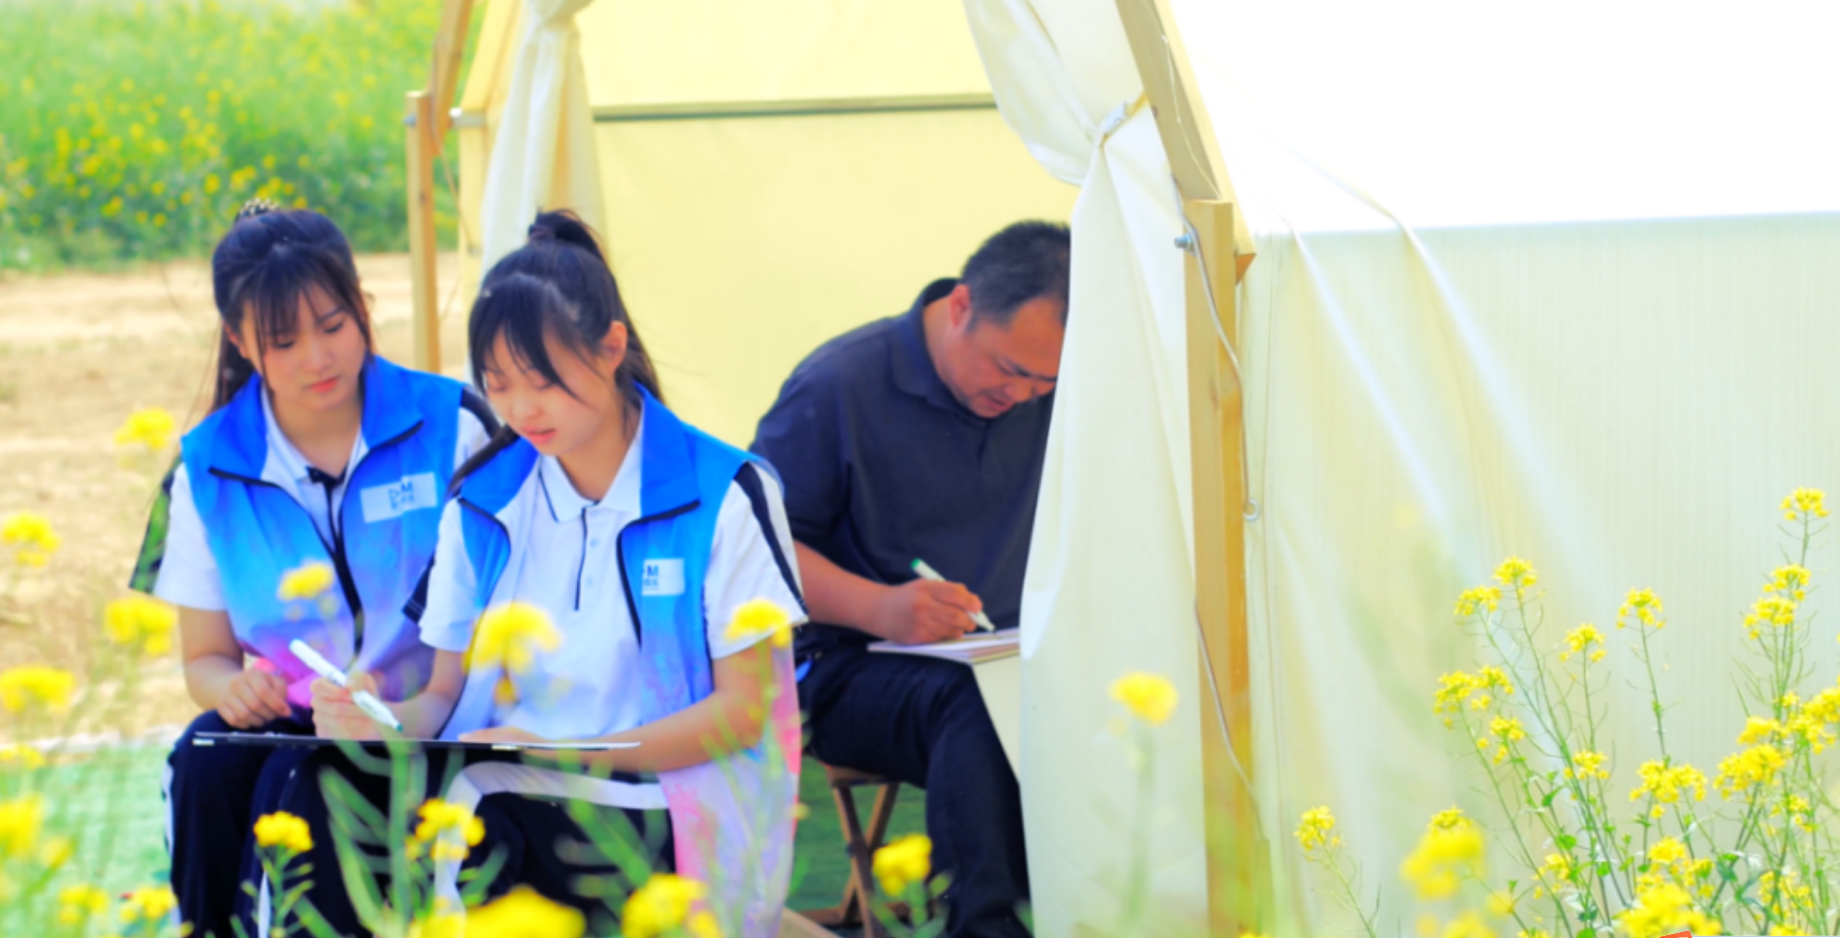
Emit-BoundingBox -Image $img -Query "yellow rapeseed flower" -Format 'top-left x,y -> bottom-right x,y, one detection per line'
119,886 -> 177,924
1,511 -> 60,567
1561,624 -> 1605,663
1768,564 -> 1812,600
1434,671 -> 1478,723
1540,853 -> 1574,886
1295,806 -> 1339,854
254,811 -> 313,854
112,407 -> 175,453
1617,588 -> 1663,630
1782,487 -> 1827,521
1454,586 -> 1501,618
1566,750 -> 1609,781
1647,837 -> 1686,866
722,597 -> 793,649
408,913 -> 462,938
1445,910 -> 1496,938
1629,761 -> 1708,816
1738,716 -> 1784,746
1616,880 -> 1720,938
105,595 -> 178,656
1110,672 -> 1178,725
467,886 -> 585,938
0,744 -> 45,770
1400,821 -> 1484,900
687,910 -> 721,938
1744,595 -> 1796,639
472,602 -> 563,674
58,884 -> 109,924
0,795 -> 43,858
1715,744 -> 1786,797
277,560 -> 336,601
0,666 -> 77,713
1428,807 -> 1469,830
873,833 -> 933,895
1494,556 -> 1537,590
621,873 -> 706,938
412,799 -> 485,863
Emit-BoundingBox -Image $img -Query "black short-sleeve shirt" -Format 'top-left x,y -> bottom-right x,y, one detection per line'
750,278 -> 1054,659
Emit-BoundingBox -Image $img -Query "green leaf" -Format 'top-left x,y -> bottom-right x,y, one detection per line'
1558,834 -> 1577,850
1577,929 -> 1594,938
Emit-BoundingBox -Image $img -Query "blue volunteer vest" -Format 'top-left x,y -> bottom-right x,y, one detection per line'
440,389 -> 803,938
442,388 -> 759,734
181,355 -> 469,703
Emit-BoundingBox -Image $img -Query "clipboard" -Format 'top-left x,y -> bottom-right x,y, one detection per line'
195,732 -> 639,753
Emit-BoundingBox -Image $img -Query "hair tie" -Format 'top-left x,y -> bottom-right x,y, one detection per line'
528,222 -> 556,242
236,198 -> 281,222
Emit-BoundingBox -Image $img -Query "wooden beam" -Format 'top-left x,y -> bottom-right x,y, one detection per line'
428,0 -> 477,150
405,90 -> 441,374
1112,0 -> 1256,279
1184,199 -> 1261,937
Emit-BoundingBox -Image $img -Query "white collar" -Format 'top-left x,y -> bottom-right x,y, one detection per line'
537,411 -> 645,523
258,381 -> 368,490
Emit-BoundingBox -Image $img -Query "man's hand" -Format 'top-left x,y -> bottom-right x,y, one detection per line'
310,672 -> 385,740
872,579 -> 983,645
218,668 -> 292,729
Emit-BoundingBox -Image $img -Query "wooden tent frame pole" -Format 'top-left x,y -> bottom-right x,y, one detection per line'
406,0 -> 478,373
1113,0 -> 1264,933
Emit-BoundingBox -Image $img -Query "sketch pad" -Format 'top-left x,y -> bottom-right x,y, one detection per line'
194,732 -> 638,753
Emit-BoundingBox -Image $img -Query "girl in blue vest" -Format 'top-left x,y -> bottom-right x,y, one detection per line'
137,203 -> 496,938
292,212 -> 804,937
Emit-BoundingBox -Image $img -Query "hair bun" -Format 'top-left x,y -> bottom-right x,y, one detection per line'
527,209 -> 606,263
236,198 -> 282,222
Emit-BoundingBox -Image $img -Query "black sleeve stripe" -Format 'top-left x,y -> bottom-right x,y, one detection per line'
734,462 -> 806,612
402,558 -> 434,624
127,459 -> 179,594
459,385 -> 501,434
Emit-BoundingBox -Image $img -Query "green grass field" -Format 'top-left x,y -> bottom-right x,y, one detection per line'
21,744 -> 923,932
0,0 -> 456,272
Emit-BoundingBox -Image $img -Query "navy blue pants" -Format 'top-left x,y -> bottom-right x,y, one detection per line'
264,746 -> 672,937
166,709 -> 315,938
800,648 -> 1032,938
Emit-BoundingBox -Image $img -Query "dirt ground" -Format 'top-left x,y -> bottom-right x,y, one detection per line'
0,253 -> 471,734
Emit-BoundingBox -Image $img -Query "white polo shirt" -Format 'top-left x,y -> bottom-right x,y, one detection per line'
418,416 -> 807,741
153,389 -> 491,612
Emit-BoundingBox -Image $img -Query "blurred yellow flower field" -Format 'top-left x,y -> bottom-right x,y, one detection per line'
0,0 -> 462,272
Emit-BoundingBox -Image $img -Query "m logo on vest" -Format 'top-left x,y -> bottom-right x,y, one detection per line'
360,473 -> 438,523
642,558 -> 686,597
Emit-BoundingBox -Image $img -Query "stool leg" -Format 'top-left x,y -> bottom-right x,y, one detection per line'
834,783 -> 883,936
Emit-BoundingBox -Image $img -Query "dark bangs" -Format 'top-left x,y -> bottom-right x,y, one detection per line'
231,242 -> 371,354
467,274 -> 588,401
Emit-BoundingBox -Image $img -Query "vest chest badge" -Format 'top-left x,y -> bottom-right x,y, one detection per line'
360,473 -> 438,523
641,558 -> 686,597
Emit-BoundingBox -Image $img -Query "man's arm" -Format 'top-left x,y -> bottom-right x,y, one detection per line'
795,542 -> 981,645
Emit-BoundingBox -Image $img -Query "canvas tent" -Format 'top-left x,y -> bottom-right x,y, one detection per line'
404,0 -> 1840,935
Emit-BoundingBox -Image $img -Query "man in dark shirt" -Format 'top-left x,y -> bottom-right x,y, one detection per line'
752,221 -> 1070,938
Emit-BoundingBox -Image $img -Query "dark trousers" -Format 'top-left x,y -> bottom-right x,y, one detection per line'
264,747 -> 672,937
166,709 -> 315,938
801,648 -> 1031,938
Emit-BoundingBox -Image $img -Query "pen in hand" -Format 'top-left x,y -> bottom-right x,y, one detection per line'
288,640 -> 403,732
911,558 -> 995,632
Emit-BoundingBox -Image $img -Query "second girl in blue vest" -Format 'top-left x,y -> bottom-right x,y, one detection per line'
141,204 -> 496,938
292,212 -> 805,937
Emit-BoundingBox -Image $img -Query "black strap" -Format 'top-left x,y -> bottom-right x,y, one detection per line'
307,466 -> 365,645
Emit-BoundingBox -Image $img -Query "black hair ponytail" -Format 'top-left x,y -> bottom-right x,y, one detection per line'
208,201 -> 373,411
453,210 -> 663,486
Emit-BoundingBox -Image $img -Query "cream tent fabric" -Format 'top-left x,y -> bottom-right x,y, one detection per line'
575,0 -> 1074,446
964,1 -> 1212,935
1171,0 -> 1840,933
477,0 -> 605,275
